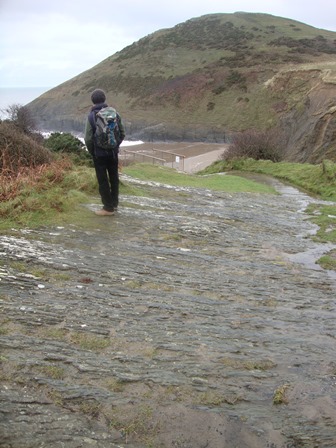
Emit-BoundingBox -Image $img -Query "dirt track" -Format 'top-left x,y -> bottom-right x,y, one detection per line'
182,148 -> 225,173
1,160 -> 336,447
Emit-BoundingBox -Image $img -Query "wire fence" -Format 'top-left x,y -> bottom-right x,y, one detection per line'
120,148 -> 185,170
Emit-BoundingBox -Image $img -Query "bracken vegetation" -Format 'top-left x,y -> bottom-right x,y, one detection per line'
0,108 -> 97,229
0,121 -> 52,174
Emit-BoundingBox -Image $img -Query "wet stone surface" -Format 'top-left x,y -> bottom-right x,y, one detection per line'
0,174 -> 336,447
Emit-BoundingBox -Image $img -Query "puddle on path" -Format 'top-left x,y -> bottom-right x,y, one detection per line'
231,171 -> 336,280
287,243 -> 336,280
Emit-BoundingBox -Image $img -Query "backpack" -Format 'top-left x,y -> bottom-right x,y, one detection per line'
93,106 -> 122,151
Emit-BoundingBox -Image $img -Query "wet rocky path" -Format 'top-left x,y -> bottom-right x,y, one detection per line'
0,173 -> 335,448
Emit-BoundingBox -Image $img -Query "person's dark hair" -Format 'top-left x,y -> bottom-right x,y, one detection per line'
91,89 -> 106,104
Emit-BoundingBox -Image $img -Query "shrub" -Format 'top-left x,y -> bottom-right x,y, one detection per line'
226,70 -> 246,89
45,132 -> 83,154
207,102 -> 215,111
0,122 -> 53,174
44,132 -> 92,166
212,85 -> 226,95
1,103 -> 37,134
222,128 -> 286,162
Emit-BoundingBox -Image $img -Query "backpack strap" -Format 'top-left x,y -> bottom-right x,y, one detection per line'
88,110 -> 97,132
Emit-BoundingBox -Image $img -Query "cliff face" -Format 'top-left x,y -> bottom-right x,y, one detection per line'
27,12 -> 336,162
266,66 -> 336,163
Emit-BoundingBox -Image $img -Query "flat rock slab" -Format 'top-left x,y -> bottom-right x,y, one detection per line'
1,174 -> 335,447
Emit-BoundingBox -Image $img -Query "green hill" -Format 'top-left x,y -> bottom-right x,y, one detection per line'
28,12 -> 336,162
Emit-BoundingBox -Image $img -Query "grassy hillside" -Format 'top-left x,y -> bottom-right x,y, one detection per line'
27,12 -> 336,161
76,13 -> 336,123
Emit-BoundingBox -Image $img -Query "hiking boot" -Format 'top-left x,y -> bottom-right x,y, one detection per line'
95,208 -> 114,216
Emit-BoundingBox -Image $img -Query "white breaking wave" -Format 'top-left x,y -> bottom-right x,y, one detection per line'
41,131 -> 143,148
121,140 -> 143,147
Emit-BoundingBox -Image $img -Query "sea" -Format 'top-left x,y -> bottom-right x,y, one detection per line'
0,86 -> 142,146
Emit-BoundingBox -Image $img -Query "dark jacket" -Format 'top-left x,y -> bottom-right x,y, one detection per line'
84,102 -> 125,157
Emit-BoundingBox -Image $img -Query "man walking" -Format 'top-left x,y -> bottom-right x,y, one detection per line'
84,89 -> 125,215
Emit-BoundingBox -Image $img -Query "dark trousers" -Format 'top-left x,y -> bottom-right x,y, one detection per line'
93,155 -> 119,211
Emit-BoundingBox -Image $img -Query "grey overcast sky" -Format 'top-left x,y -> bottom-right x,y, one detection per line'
1,0 -> 336,88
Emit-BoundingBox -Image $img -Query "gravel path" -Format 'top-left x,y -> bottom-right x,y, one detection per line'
0,172 -> 335,448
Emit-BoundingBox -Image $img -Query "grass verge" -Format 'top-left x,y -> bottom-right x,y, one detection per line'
122,163 -> 276,194
200,158 -> 336,201
0,161 -> 158,232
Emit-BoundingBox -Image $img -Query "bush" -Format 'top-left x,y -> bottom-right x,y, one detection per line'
1,103 -> 37,134
44,132 -> 92,166
0,121 -> 53,175
222,128 -> 286,162
45,132 -> 83,153
226,70 -> 246,89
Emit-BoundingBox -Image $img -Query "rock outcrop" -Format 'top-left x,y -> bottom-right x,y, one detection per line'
1,173 -> 336,447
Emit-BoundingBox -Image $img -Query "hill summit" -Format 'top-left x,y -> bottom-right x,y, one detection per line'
28,12 -> 336,163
